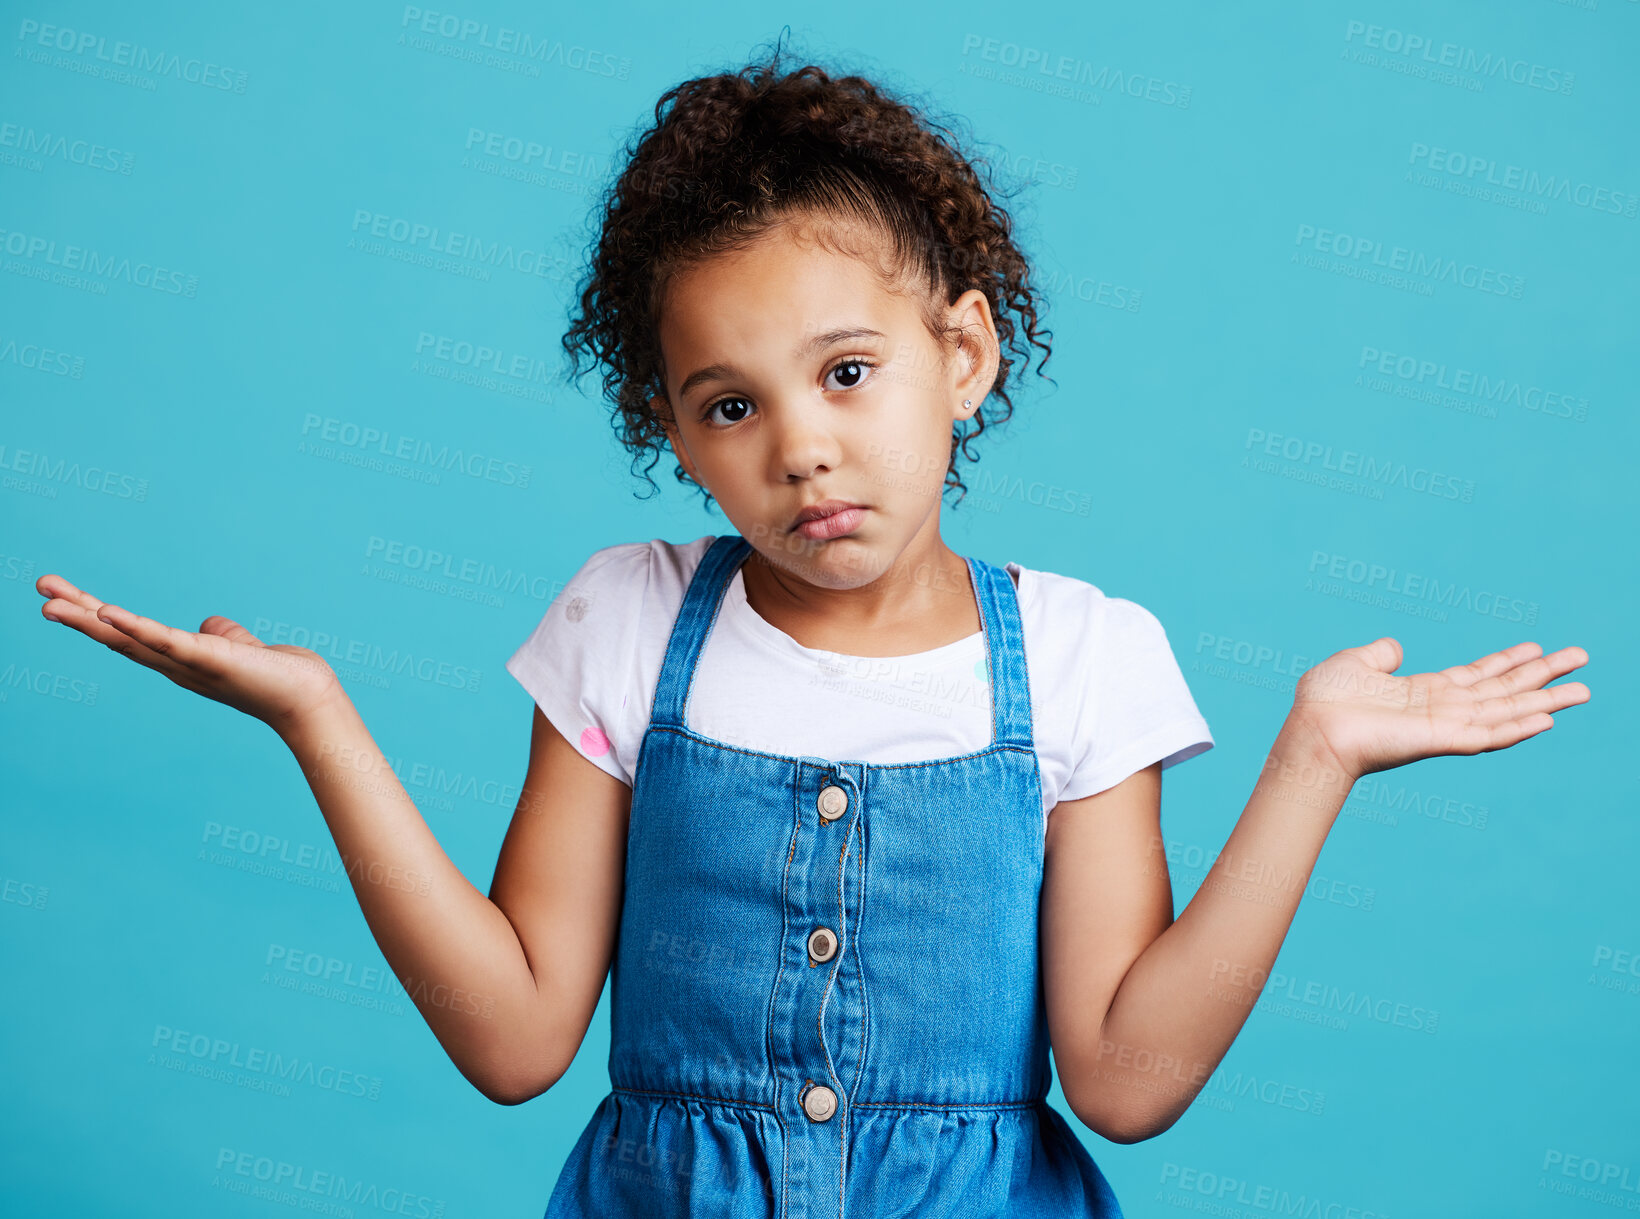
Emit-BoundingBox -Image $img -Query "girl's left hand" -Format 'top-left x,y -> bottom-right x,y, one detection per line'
1288,638 -> 1590,782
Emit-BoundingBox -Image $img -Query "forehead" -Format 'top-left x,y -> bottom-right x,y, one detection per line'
656,219 -> 925,367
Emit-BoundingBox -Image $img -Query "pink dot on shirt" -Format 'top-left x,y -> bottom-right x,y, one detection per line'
580,726 -> 611,756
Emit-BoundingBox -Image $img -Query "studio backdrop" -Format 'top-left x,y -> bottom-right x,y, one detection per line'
3,2 -> 1633,1216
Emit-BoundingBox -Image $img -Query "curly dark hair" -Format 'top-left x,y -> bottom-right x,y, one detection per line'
559,30 -> 1055,514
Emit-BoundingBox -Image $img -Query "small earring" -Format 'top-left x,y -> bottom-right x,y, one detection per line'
962,399 -> 973,411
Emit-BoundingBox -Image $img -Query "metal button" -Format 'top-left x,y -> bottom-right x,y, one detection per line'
817,785 -> 848,821
803,1083 -> 838,1122
807,926 -> 838,964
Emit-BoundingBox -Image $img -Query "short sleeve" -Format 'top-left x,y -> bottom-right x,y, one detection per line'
1058,597 -> 1214,802
503,541 -> 652,788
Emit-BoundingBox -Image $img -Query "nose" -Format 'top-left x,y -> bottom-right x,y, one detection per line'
767,401 -> 843,483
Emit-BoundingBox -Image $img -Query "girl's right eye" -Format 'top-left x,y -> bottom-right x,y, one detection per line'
701,397 -> 754,428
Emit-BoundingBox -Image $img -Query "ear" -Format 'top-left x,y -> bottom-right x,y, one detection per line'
947,290 -> 1001,416
654,393 -> 703,486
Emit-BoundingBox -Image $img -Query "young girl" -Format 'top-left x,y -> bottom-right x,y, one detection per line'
37,45 -> 1590,1219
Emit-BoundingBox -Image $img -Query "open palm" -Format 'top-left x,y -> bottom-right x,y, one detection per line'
37,574 -> 343,733
1291,637 -> 1591,781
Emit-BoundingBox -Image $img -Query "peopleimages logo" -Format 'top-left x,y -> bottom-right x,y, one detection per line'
150,1023 -> 383,1100
213,1147 -> 447,1218
1346,775 -> 1489,831
957,34 -> 1192,108
397,7 -> 631,78
1244,427 -> 1476,502
1408,143 -> 1635,219
348,209 -> 571,284
1306,549 -> 1538,624
1293,223 -> 1524,299
1342,19 -> 1574,95
0,442 -> 150,500
0,225 -> 198,296
0,337 -> 85,378
1159,1161 -> 1390,1216
1208,959 -> 1440,1033
1540,1149 -> 1640,1203
14,19 -> 249,92
299,412 -> 534,488
0,120 -> 134,174
364,536 -> 565,603
461,128 -> 605,177
1356,345 -> 1590,422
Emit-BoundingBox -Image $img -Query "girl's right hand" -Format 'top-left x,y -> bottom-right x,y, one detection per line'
37,574 -> 345,735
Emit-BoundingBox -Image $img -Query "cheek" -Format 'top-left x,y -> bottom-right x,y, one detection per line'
860,426 -> 950,496
860,393 -> 947,458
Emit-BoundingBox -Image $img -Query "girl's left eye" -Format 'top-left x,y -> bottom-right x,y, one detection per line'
826,358 -> 876,390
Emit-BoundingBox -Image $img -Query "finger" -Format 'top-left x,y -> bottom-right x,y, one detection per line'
39,574 -> 110,618
1353,637 -> 1403,673
42,586 -> 219,698
1471,645 -> 1590,700
42,595 -> 178,669
94,603 -> 212,672
43,579 -> 267,653
1439,641 -> 1542,689
90,604 -> 220,692
37,573 -> 90,600
199,615 -> 266,647
1477,712 -> 1556,753
1469,682 -> 1591,727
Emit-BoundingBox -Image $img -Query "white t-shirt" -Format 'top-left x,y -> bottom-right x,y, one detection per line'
505,536 -> 1214,831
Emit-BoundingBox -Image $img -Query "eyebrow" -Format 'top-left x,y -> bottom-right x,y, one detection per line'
675,326 -> 888,401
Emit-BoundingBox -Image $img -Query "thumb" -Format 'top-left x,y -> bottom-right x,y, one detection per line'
199,615 -> 266,646
1353,636 -> 1403,673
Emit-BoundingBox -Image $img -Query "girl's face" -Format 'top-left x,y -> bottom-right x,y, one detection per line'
654,217 -> 999,591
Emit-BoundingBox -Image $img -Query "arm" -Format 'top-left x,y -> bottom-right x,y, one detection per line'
1042,722 -> 1344,1143
280,698 -> 631,1105
1043,636 -> 1590,1144
36,573 -> 630,1106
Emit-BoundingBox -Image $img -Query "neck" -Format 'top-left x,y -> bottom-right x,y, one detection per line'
737,532 -> 980,657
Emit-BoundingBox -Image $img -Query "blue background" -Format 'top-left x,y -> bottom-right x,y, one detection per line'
3,2 -> 1634,1215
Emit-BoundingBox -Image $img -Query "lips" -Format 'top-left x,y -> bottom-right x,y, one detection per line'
791,500 -> 867,541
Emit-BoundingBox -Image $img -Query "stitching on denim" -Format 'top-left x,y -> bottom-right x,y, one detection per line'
850,811 -> 869,1108
608,1085 -> 1044,1113
651,534 -> 730,730
997,558 -> 1038,749
677,535 -> 747,734
769,774 -> 801,1218
988,558 -> 1048,830
814,804 -> 850,1095
961,553 -> 1002,749
610,1084 -> 778,1112
849,1097 -> 1048,1111
983,553 -> 1040,753
844,810 -> 867,1211
813,791 -> 857,1206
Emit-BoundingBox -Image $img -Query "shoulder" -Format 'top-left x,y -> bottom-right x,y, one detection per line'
1007,561 -> 1174,652
559,534 -> 718,607
1006,560 -> 1213,802
511,535 -> 719,655
1005,561 -> 1193,711
504,536 -> 723,786
566,533 -> 716,581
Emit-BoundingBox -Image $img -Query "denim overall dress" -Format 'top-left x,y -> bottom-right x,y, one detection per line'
544,534 -> 1124,1218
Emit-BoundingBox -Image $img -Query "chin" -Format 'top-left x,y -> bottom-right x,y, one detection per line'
755,532 -> 879,588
